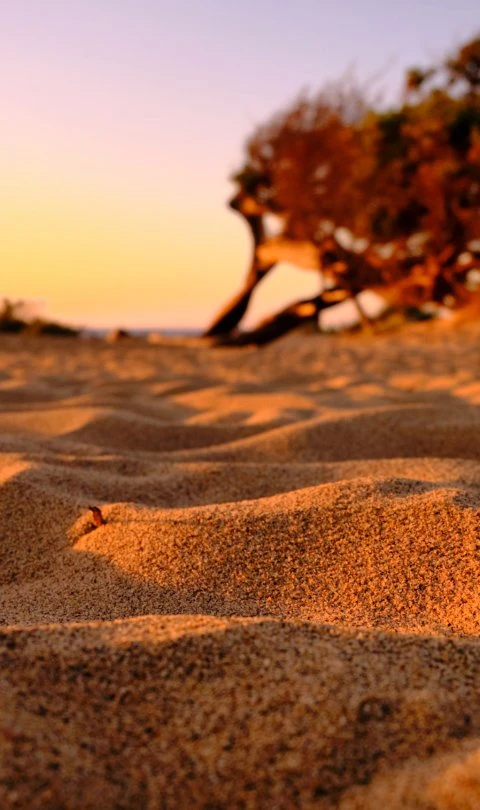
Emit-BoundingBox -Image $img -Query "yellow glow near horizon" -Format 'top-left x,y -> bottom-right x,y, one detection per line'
1,154 -> 323,331
1,157 -> 252,329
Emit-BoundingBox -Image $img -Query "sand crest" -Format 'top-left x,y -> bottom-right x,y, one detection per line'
0,325 -> 479,807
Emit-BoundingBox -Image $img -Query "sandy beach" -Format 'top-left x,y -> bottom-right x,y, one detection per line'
0,324 -> 479,808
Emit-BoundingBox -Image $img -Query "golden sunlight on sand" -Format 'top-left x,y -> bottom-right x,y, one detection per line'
0,323 -> 479,807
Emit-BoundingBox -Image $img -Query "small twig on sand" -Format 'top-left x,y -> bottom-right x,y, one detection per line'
88,505 -> 106,528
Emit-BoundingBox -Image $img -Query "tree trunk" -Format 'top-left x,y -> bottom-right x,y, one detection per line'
212,290 -> 348,347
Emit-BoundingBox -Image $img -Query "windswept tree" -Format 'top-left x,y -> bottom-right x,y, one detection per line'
205,36 -> 480,344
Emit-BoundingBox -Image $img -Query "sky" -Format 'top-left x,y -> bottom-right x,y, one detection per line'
1,1 -> 479,330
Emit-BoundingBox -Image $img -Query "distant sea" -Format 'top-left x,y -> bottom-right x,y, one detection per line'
84,328 -> 201,339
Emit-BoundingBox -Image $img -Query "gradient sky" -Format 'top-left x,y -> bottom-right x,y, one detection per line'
1,1 -> 479,329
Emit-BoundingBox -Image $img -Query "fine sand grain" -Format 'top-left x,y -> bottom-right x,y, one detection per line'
0,323 -> 479,808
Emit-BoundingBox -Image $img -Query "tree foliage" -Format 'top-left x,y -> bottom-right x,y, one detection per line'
231,36 -> 480,313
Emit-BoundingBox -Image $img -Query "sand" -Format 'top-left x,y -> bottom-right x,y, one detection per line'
0,323 -> 479,808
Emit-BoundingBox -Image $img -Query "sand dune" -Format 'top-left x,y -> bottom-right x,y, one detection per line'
170,403 -> 480,463
0,325 -> 480,807
1,616 -> 480,809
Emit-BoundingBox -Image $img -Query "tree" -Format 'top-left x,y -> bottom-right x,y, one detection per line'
205,36 -> 480,344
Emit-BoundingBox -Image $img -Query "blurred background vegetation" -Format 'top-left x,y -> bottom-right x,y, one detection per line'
207,36 -> 480,344
0,299 -> 79,337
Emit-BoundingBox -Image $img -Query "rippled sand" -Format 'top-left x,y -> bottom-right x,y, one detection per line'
0,324 -> 479,808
